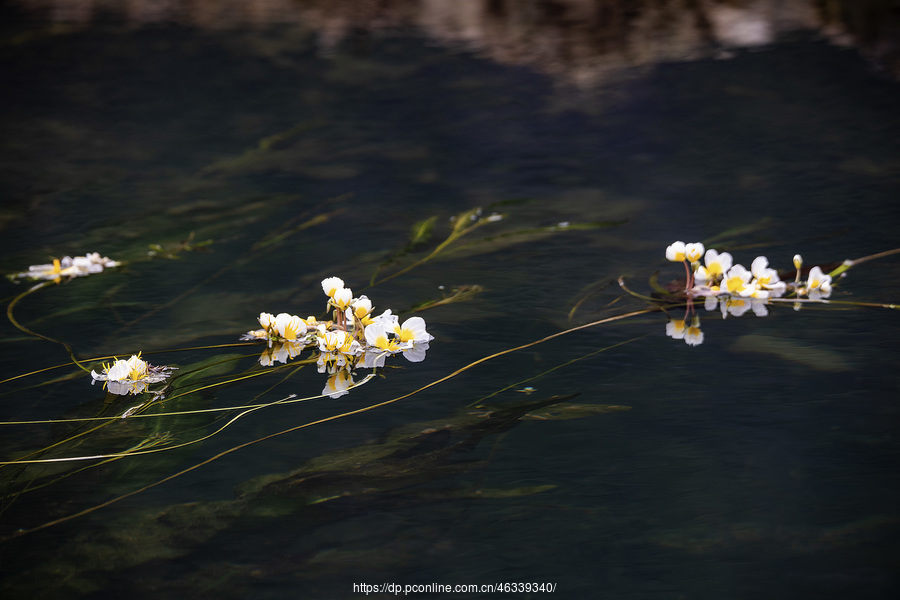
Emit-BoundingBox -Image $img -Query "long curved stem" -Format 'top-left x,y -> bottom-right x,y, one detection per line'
2,306 -> 655,541
6,282 -> 91,373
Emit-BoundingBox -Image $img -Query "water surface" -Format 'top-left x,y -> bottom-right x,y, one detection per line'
1,16 -> 899,600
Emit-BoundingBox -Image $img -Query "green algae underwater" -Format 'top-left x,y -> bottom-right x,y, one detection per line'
2,17 -> 900,600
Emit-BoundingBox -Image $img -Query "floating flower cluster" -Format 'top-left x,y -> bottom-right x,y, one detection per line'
242,277 -> 434,398
664,241 -> 837,346
90,353 -> 177,396
15,253 -> 120,283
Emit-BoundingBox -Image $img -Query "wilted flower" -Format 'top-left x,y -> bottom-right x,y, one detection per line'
17,252 -> 120,283
90,354 -> 175,395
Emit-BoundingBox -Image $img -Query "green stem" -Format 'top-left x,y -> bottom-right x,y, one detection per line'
6,282 -> 91,373
828,247 -> 900,278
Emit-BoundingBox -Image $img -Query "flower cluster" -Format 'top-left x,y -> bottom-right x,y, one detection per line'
90,353 -> 177,396
15,253 -> 120,283
664,241 -> 837,346
242,277 -> 434,398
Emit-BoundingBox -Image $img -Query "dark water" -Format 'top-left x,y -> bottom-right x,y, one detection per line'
1,15 -> 899,600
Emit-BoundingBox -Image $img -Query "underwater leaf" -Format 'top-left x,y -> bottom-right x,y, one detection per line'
438,220 -> 626,261
408,284 -> 484,313
524,403 -> 632,420
729,334 -> 852,372
407,215 -> 438,249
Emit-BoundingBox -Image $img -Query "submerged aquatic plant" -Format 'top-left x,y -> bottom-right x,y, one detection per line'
2,198 -> 896,551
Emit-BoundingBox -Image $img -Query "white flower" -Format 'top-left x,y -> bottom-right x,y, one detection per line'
348,295 -> 374,324
274,313 -> 306,341
331,287 -> 354,310
258,312 -> 276,330
321,276 -> 344,298
666,241 -> 686,262
694,249 -> 733,285
392,317 -> 434,344
806,266 -> 832,299
750,256 -> 785,297
108,355 -> 149,382
793,254 -> 803,270
684,243 -> 705,264
317,330 -> 361,356
364,321 -> 402,353
665,319 -> 686,339
720,264 -> 755,297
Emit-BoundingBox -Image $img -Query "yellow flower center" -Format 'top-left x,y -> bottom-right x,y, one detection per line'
375,335 -> 399,352
724,276 -> 743,293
